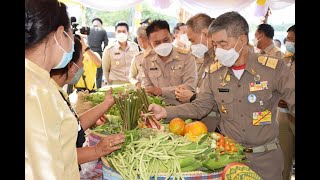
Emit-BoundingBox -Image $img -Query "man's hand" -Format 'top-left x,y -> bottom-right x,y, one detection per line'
148,104 -> 167,120
145,86 -> 162,96
175,86 -> 194,103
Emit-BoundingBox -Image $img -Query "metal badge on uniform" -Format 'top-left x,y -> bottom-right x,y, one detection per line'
202,72 -> 206,79
249,81 -> 268,91
252,110 -> 272,126
254,75 -> 260,82
248,94 -> 256,103
115,61 -> 120,65
114,52 -> 120,55
225,74 -> 230,82
221,105 -> 227,114
150,67 -> 158,70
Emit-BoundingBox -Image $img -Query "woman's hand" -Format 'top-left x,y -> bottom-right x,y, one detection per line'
102,88 -> 115,106
95,133 -> 125,157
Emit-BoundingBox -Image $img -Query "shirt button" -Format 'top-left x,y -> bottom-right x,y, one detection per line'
238,84 -> 241,87
221,100 -> 224,103
239,100 -> 242,103
240,114 -> 243,117
242,129 -> 245,132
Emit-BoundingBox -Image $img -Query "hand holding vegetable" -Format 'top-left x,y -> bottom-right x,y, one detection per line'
145,86 -> 162,96
148,104 -> 167,120
102,88 -> 114,106
95,133 -> 125,157
96,114 -> 107,126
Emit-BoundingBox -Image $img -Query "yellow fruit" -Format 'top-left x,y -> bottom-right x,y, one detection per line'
184,121 -> 208,137
169,118 -> 186,136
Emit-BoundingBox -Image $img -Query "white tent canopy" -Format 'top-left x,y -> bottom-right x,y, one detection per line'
73,0 -> 295,17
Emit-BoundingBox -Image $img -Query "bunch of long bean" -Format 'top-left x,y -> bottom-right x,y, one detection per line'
107,128 -> 210,180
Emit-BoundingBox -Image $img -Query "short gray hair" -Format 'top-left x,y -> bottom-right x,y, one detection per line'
208,11 -> 249,38
136,25 -> 148,38
186,13 -> 214,33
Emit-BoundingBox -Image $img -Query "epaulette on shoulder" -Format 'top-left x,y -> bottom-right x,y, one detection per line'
105,41 -> 116,50
177,47 -> 190,54
273,46 -> 281,53
209,61 -> 223,73
257,55 -> 279,69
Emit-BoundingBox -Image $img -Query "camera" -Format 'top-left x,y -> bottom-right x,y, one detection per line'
70,17 -> 90,35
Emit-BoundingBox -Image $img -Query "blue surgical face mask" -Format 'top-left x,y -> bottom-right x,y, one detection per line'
52,31 -> 75,69
285,41 -> 295,53
68,62 -> 84,84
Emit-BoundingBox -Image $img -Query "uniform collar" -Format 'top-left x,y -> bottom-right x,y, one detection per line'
50,78 -> 69,101
262,43 -> 275,54
25,58 -> 50,80
115,41 -> 130,51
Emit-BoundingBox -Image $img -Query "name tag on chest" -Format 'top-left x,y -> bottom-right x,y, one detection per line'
218,88 -> 230,92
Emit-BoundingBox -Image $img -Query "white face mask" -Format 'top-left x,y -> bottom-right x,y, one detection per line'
179,33 -> 189,44
285,41 -> 295,53
116,33 -> 128,43
252,34 -> 262,47
153,43 -> 173,57
215,37 -> 243,67
191,33 -> 208,58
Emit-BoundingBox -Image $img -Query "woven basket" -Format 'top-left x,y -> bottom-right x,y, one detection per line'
101,156 -> 223,180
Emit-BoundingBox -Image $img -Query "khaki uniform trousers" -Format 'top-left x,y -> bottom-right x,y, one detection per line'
245,147 -> 284,180
277,107 -> 295,180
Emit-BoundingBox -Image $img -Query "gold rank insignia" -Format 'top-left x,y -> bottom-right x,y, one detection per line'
221,105 -> 227,113
273,46 -> 280,53
225,74 -> 230,82
258,56 -> 268,65
265,57 -> 278,69
210,62 -> 222,73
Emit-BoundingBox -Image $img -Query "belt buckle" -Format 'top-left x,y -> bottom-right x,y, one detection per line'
244,147 -> 253,153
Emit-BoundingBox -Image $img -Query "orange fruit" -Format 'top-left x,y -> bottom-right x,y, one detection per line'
169,118 -> 186,136
184,121 -> 208,137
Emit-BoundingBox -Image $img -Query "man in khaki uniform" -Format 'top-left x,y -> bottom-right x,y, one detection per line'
278,25 -> 295,180
102,21 -> 139,85
253,23 -> 285,58
174,13 -> 220,132
142,19 -> 197,106
148,12 -> 295,180
129,25 -> 154,88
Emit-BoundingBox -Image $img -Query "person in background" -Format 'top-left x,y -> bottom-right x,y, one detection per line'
87,17 -> 109,88
253,23 -> 284,59
134,18 -> 151,51
129,25 -> 153,88
278,24 -> 295,180
25,0 -> 79,178
174,13 -> 220,132
50,36 -> 125,168
147,11 -> 295,180
172,22 -> 191,51
141,19 -> 197,106
102,21 -> 139,85
74,35 -> 102,93
273,39 -> 281,49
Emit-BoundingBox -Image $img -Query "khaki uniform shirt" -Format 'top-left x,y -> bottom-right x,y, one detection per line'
165,50 -> 295,147
25,59 -> 79,180
195,50 -> 216,93
128,48 -> 154,86
261,43 -> 285,59
141,47 -> 197,105
284,52 -> 295,75
102,41 -> 139,84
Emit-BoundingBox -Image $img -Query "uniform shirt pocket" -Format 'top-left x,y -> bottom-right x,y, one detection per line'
215,93 -> 234,121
